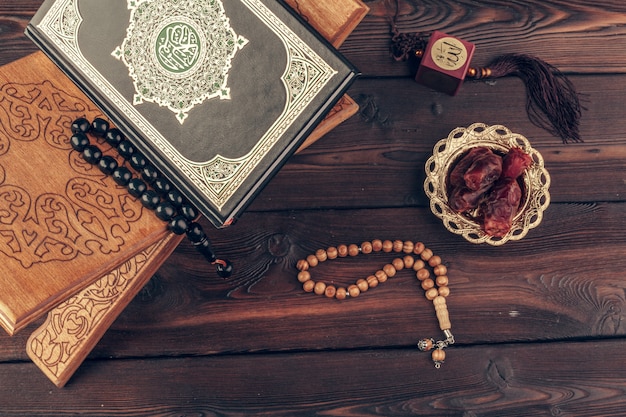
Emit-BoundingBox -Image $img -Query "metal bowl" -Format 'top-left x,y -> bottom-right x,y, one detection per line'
424,123 -> 551,245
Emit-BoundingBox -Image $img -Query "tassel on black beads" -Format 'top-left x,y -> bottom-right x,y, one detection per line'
70,117 -> 233,278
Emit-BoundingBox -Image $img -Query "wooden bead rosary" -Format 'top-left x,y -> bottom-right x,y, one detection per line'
296,239 -> 454,368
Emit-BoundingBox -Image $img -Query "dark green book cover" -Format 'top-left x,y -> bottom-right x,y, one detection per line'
25,0 -> 357,227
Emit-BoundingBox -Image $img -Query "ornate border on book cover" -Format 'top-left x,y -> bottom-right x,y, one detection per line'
37,0 -> 339,211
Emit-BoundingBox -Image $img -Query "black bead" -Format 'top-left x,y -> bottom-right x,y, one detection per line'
82,145 -> 103,164
71,117 -> 91,134
140,190 -> 160,210
129,153 -> 147,171
180,204 -> 198,221
117,140 -> 135,159
153,177 -> 172,195
70,133 -> 90,152
194,238 -> 218,263
127,178 -> 148,197
141,164 -> 159,184
166,189 -> 184,208
185,222 -> 206,243
155,202 -> 176,221
216,260 -> 234,278
105,128 -> 124,147
98,155 -> 118,175
91,118 -> 110,137
168,215 -> 189,235
112,166 -> 133,186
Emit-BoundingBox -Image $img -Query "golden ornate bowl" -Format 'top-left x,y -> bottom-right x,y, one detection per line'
424,123 -> 551,245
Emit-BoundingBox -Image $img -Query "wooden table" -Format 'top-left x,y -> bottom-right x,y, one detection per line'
1,1 -> 626,415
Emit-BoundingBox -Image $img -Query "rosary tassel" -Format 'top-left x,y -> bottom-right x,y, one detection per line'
389,30 -> 583,143
468,54 -> 583,143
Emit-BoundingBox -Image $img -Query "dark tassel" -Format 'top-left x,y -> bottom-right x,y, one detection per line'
390,30 -> 427,62
387,0 -> 427,62
469,54 -> 583,143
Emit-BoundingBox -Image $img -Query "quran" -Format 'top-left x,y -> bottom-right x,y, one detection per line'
25,0 -> 358,227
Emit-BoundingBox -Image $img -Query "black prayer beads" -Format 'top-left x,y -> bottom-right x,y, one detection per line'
70,117 -> 232,278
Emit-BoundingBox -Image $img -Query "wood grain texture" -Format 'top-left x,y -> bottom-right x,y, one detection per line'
26,233 -> 182,388
345,0 -> 626,76
0,53 -> 174,335
4,340 -> 626,416
0,0 -> 624,415
284,0 -> 370,48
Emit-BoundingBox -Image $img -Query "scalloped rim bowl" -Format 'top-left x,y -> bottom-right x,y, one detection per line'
424,123 -> 551,245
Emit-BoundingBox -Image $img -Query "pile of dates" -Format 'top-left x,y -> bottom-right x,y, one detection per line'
447,146 -> 533,237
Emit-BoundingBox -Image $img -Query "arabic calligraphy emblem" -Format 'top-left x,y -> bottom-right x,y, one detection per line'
113,0 -> 248,123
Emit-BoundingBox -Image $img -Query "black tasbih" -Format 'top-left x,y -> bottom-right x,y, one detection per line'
70,117 -> 233,278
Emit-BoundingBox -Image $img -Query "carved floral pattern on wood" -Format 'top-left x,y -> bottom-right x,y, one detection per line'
0,80 -> 143,268
27,241 -> 164,384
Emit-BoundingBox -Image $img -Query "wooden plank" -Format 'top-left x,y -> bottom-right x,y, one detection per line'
344,0 -> 626,76
250,74 -> 626,212
0,202 -> 618,362
2,339 -> 626,415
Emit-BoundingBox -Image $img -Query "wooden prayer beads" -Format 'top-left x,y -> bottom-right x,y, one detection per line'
295,239 -> 455,368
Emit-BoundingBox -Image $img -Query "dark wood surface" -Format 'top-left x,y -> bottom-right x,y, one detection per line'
2,0 -> 626,415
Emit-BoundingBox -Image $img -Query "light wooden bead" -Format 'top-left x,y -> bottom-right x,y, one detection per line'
421,278 -> 435,291
413,242 -> 425,255
348,244 -> 360,257
337,244 -> 349,257
315,249 -> 328,262
392,258 -> 405,271
420,248 -> 433,262
434,296 -> 451,330
297,271 -> 311,283
393,240 -> 403,252
306,254 -> 319,268
425,288 -> 439,300
303,280 -> 315,292
361,241 -> 373,254
314,281 -> 327,295
416,268 -> 430,281
296,259 -> 309,271
418,338 -> 434,351
432,349 -> 446,363
336,287 -> 348,300
382,240 -> 393,252
348,284 -> 361,298
402,241 -> 414,254
327,246 -> 338,260
434,264 -> 447,276
428,255 -> 441,267
356,278 -> 369,292
375,269 -> 388,283
436,275 -> 449,287
403,255 -> 414,269
372,239 -> 383,252
383,263 -> 397,278
325,285 -> 337,298
412,259 -> 425,271
366,275 -> 379,288
438,286 -> 450,298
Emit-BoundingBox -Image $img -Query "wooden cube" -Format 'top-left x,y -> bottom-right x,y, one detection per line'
415,31 -> 475,96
